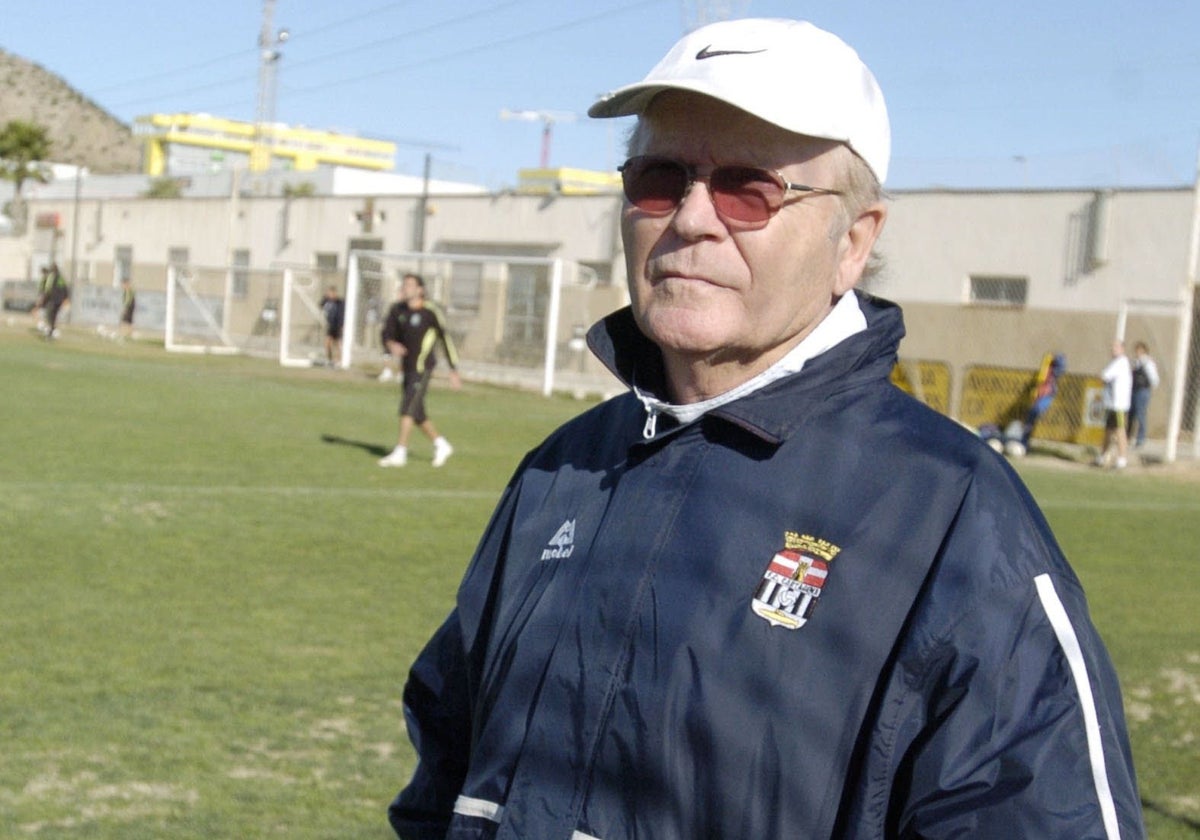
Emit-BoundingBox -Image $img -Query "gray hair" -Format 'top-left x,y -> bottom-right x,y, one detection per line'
827,145 -> 888,284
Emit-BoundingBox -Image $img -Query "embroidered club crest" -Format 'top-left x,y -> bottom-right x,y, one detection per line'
752,532 -> 840,629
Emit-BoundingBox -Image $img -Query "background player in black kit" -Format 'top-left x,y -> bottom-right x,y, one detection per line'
321,285 -> 346,367
378,273 -> 461,467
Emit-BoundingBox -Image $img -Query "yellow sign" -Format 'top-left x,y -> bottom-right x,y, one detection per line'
891,360 -> 952,415
959,364 -> 1104,447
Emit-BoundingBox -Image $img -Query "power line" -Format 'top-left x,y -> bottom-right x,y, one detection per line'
88,49 -> 255,96
106,72 -> 253,113
86,0 -> 423,97
284,0 -> 424,43
279,0 -> 525,76
81,0 -> 666,134
282,0 -> 661,99
98,0 -> 536,116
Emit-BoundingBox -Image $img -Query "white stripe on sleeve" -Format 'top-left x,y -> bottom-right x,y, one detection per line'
453,794 -> 504,823
1034,573 -> 1122,840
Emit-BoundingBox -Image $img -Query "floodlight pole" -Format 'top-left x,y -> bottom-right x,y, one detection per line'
253,0 -> 288,182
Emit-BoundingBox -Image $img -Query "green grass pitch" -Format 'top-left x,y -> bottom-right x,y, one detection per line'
1,324 -> 1197,837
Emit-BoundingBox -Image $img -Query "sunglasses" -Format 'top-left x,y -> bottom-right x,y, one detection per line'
619,155 -> 842,228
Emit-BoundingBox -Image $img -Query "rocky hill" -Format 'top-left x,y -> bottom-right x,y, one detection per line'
0,48 -> 142,174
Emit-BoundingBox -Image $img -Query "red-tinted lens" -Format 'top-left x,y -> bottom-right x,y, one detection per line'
708,166 -> 785,224
621,157 -> 689,214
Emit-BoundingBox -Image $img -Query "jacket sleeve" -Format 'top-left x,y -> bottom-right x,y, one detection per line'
388,460 -> 532,839
388,613 -> 472,840
429,303 -> 459,370
381,306 -> 397,346
881,475 -> 1144,839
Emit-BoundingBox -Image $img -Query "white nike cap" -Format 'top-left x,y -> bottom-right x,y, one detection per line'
588,18 -> 890,183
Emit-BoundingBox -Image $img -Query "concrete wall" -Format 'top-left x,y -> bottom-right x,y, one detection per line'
0,191 -> 628,281
875,188 -> 1194,311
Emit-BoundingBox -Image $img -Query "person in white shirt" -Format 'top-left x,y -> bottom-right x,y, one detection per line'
1098,339 -> 1133,469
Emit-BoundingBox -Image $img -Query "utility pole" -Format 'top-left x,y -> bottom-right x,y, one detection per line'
415,152 -> 432,256
500,110 -> 577,169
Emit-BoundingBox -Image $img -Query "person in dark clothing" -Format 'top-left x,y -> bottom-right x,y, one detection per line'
1126,340 -> 1160,448
378,284 -> 408,382
387,18 -> 1143,840
118,278 -> 136,340
378,273 -> 461,468
41,262 -> 69,339
322,286 -> 346,366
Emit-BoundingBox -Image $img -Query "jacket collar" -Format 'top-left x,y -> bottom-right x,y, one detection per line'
587,290 -> 906,443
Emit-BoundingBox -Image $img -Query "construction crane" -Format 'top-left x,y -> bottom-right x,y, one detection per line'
499,109 -> 577,169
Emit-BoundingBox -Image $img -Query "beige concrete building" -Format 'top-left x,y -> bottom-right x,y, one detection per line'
2,180 -> 1197,451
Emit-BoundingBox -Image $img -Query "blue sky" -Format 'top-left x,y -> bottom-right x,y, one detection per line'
3,0 -> 1199,191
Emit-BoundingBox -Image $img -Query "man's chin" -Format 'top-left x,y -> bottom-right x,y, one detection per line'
636,311 -> 732,359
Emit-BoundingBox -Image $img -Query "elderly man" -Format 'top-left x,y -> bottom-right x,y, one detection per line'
388,19 -> 1143,839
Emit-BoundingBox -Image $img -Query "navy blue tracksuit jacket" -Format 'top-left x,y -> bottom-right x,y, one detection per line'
390,293 -> 1144,839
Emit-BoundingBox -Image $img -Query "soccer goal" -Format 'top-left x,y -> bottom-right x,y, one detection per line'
164,262 -> 337,363
341,249 -> 624,397
163,264 -> 242,355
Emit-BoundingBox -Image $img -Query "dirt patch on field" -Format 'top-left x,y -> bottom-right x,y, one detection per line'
13,766 -> 198,833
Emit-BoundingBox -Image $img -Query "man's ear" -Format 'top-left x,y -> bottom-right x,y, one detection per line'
834,202 -> 887,295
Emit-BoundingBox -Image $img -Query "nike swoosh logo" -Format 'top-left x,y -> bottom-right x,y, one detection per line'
695,45 -> 767,60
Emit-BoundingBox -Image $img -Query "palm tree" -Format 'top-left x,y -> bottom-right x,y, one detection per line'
0,120 -> 53,230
